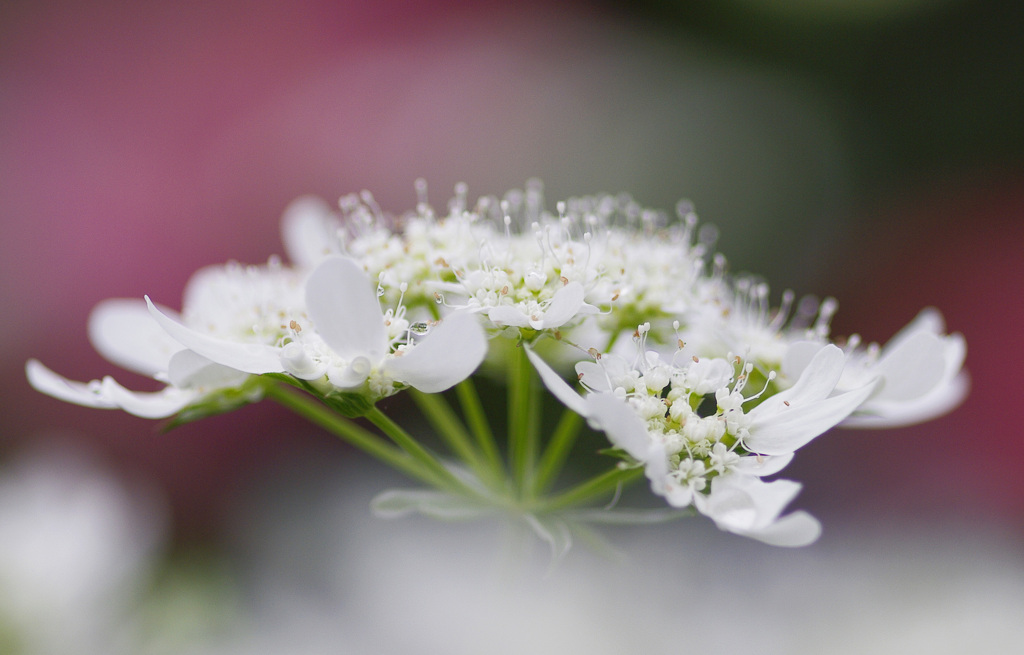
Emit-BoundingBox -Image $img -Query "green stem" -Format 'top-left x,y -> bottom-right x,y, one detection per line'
532,408 -> 584,495
455,378 -> 506,481
262,383 -> 426,484
365,406 -> 482,498
508,344 -> 541,498
409,388 -> 500,489
539,466 -> 644,512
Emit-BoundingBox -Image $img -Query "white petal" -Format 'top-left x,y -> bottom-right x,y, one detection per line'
641,442 -> 671,492
146,297 -> 283,374
538,282 -> 586,328
305,256 -> 387,361
871,330 -> 949,402
780,340 -> 825,382
280,342 -> 330,380
761,344 -> 846,413
746,510 -> 822,547
663,482 -> 695,508
686,357 -> 735,395
733,452 -> 795,477
576,354 -> 632,393
88,299 -> 183,377
99,377 -> 197,419
326,360 -> 371,389
25,360 -> 117,410
584,393 -> 655,463
575,360 -> 611,391
525,346 -> 590,417
698,476 -> 821,546
700,476 -> 798,530
383,313 -> 487,393
486,305 -> 530,328
842,370 -> 969,428
280,195 -> 341,267
167,350 -> 249,389
884,307 -> 946,349
746,380 -> 877,455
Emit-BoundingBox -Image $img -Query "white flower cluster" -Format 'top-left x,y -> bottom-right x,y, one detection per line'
27,181 -> 967,546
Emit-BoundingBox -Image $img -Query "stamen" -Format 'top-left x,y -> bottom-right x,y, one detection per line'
414,178 -> 429,207
359,190 -> 384,224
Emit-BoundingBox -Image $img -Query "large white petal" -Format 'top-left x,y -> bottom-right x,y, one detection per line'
525,346 -> 590,417
576,354 -> 633,393
759,344 -> 846,414
746,380 -> 877,455
884,307 -> 946,350
745,510 -> 822,547
698,476 -> 821,546
305,256 -> 387,361
280,195 -> 341,268
88,299 -> 183,377
485,305 -> 530,328
842,370 -> 969,428
383,313 -> 487,393
146,297 -> 283,374
536,282 -> 586,328
584,393 -> 655,463
870,330 -> 948,402
99,377 -> 197,419
167,350 -> 249,389
25,360 -> 117,410
732,452 -> 794,477
780,340 -> 825,383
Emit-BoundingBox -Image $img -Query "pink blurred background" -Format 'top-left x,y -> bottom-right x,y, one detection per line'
3,0 -> 1023,547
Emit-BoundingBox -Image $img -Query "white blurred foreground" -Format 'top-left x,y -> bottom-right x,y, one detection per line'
2,445 -> 1022,655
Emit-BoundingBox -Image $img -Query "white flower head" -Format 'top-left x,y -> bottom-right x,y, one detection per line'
24,258 -> 302,419
527,334 -> 875,546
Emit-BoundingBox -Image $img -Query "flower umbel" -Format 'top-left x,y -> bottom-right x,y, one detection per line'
28,180 -> 967,554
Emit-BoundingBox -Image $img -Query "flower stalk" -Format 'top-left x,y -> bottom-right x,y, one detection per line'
508,344 -> 542,500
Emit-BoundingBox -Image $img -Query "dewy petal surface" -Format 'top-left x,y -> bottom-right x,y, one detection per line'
384,313 -> 487,393
146,297 -> 283,375
305,256 -> 388,362
88,299 -> 183,377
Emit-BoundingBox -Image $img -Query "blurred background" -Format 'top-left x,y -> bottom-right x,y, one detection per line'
2,0 -> 1023,652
